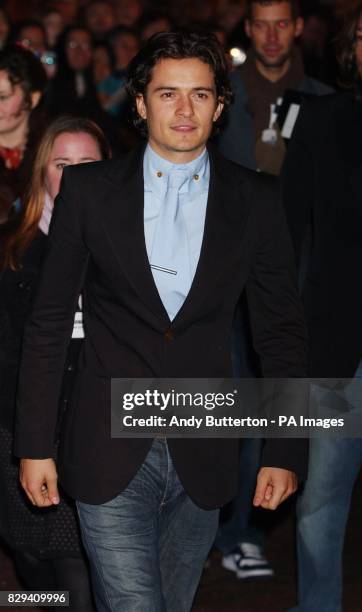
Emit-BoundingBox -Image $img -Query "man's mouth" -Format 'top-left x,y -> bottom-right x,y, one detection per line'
170,125 -> 197,132
264,47 -> 282,57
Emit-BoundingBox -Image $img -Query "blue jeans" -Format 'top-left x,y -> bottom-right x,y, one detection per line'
290,365 -> 362,612
77,439 -> 219,612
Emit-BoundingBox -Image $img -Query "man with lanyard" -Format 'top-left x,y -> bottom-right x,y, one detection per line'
218,0 -> 332,176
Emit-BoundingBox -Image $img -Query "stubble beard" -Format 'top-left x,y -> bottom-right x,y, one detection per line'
254,47 -> 292,70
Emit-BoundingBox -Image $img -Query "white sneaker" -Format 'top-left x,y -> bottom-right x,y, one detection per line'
222,542 -> 274,579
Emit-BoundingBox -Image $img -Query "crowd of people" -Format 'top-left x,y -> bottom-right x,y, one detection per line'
0,0 -> 361,611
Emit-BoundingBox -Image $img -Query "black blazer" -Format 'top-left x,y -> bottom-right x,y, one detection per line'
282,93 -> 362,377
14,145 -> 308,507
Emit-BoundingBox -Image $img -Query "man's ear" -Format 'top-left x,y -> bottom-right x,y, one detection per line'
30,90 -> 42,110
136,94 -> 147,120
245,19 -> 251,39
213,99 -> 224,123
294,17 -> 304,38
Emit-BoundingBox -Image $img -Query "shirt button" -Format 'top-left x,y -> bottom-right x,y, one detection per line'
194,174 -> 199,181
164,330 -> 174,341
156,171 -> 162,178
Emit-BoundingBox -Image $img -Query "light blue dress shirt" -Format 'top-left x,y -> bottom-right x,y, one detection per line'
143,144 -> 210,320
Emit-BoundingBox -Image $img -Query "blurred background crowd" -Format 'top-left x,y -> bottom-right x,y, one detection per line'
0,0 -> 352,87
0,0 -> 356,221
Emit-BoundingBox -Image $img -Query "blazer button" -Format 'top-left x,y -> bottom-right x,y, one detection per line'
164,330 -> 174,341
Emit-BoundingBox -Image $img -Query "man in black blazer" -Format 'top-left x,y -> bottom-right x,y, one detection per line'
15,32 -> 307,611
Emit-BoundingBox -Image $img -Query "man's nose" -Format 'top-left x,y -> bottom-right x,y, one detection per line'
176,95 -> 194,117
266,24 -> 279,43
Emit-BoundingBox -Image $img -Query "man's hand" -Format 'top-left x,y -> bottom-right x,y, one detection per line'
20,458 -> 59,507
253,467 -> 297,510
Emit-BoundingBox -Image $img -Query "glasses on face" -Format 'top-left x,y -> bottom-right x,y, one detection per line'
66,41 -> 92,50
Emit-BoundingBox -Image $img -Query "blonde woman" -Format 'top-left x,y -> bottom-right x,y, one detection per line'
0,115 -> 110,609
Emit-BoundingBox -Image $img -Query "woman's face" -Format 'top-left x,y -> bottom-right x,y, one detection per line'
45,131 -> 102,199
65,29 -> 93,71
0,70 -> 30,139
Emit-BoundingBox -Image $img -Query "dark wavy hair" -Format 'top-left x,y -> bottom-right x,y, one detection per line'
245,0 -> 301,20
0,45 -> 47,110
336,1 -> 362,93
126,30 -> 233,136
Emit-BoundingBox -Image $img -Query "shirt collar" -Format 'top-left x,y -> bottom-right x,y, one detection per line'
143,144 -> 209,200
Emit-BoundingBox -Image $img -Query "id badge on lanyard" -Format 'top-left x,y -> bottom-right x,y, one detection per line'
262,99 -> 282,144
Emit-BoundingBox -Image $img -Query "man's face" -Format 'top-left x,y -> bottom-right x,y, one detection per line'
245,2 -> 303,69
136,58 -> 224,163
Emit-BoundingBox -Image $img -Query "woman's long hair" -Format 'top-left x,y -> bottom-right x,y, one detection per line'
1,115 -> 111,271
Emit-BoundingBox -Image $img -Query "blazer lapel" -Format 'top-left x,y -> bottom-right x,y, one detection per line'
101,145 -> 170,326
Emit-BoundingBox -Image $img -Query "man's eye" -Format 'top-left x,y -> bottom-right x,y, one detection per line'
277,20 -> 290,29
161,92 -> 174,98
56,163 -> 67,170
253,21 -> 266,30
0,94 -> 10,101
196,93 -> 208,99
